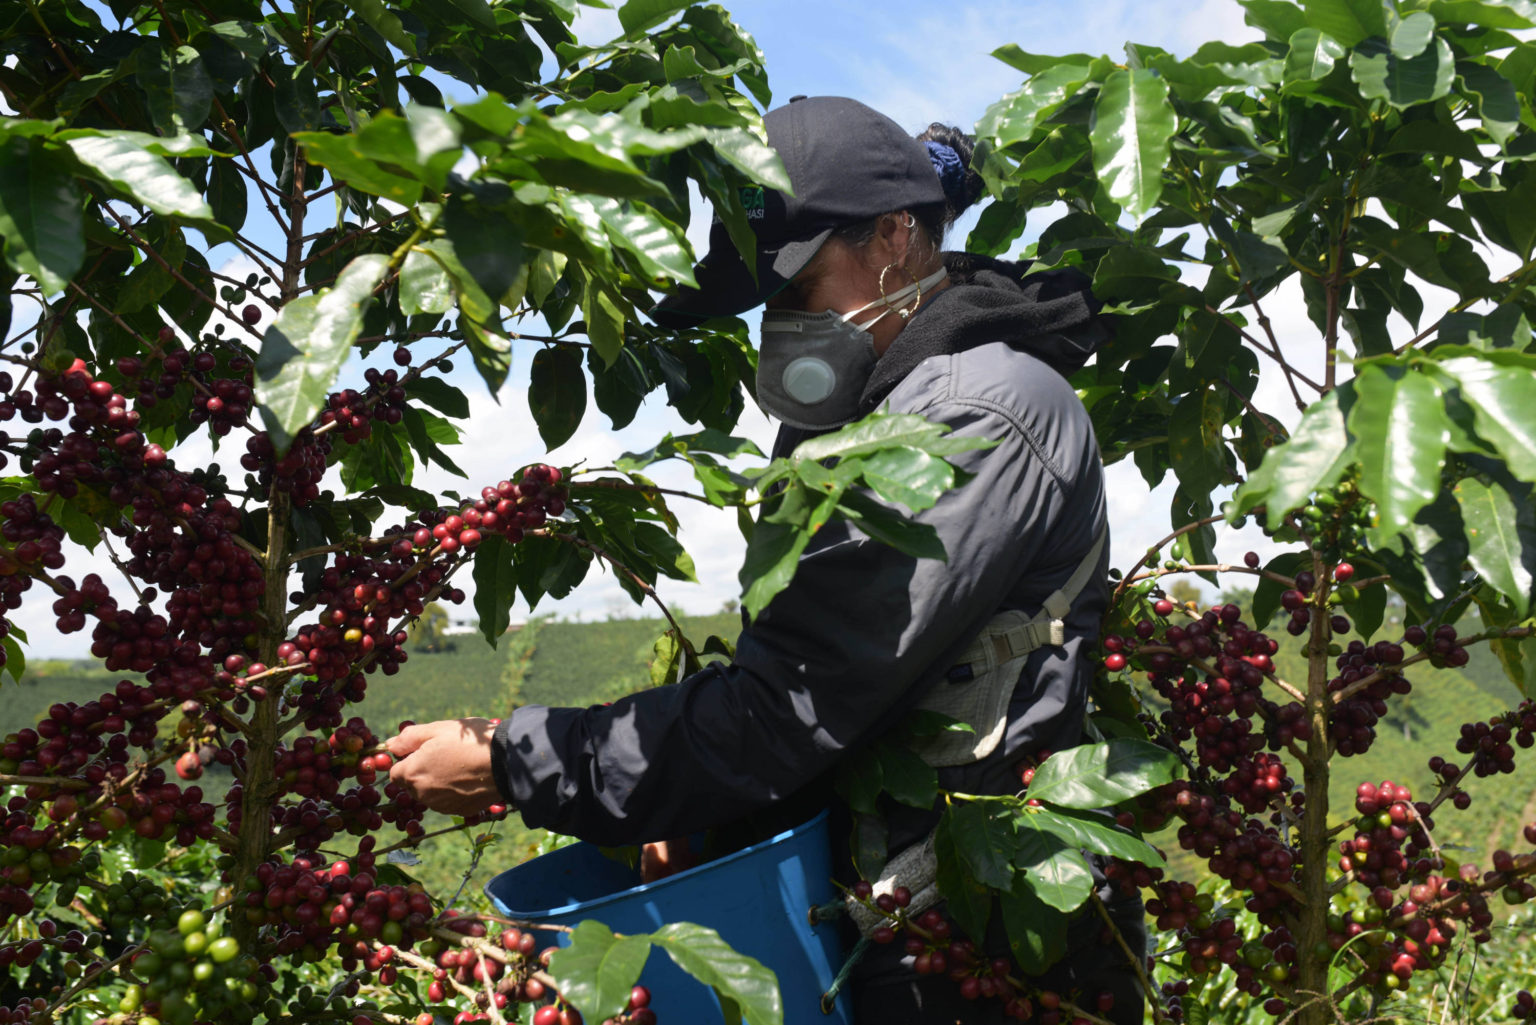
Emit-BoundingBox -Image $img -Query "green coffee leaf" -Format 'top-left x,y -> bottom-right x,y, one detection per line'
346,0 -> 417,55
1027,739 -> 1182,809
1391,11 -> 1437,58
1428,0 -> 1536,28
651,923 -> 782,1025
1090,69 -> 1177,219
633,522 -> 697,583
255,254 -> 388,452
1350,35 -> 1456,109
400,248 -> 455,316
472,534 -> 519,647
948,800 -> 1019,891
63,133 -> 218,227
400,407 -> 466,478
1284,27 -> 1347,85
1435,356 -> 1536,480
1024,807 -> 1167,868
1303,0 -> 1388,47
1014,836 -> 1094,912
650,629 -> 684,687
978,64 -> 1098,150
443,0 -> 497,30
135,43 -> 212,135
0,139 -> 83,295
619,0 -> 691,38
1242,0 -> 1310,41
403,376 -> 470,419
704,129 -> 792,194
296,131 -> 424,206
792,412 -> 993,463
1348,365 -> 1449,549
1230,387 -> 1351,528
548,922 -> 652,1025
934,809 -> 995,940
875,744 -> 939,809
207,156 -> 246,232
860,447 -> 954,512
1459,61 -> 1521,147
1455,478 -> 1535,617
529,345 -> 588,450
444,198 -> 527,307
1000,880 -> 1068,974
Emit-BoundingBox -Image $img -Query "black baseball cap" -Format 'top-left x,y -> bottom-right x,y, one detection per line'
649,96 -> 946,327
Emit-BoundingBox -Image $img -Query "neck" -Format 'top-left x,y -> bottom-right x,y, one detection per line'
871,270 -> 950,357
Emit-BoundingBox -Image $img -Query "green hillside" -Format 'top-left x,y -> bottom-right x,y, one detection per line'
0,613 -> 743,902
8,610 -> 1536,906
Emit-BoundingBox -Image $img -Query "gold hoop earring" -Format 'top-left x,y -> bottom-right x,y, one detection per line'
878,263 -> 922,320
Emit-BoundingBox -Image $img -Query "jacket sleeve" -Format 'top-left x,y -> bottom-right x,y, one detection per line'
489,393 -> 1093,846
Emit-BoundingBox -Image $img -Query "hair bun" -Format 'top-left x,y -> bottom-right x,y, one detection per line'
916,123 -> 984,219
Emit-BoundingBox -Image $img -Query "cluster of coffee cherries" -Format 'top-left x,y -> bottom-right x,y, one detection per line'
1446,700 -> 1534,781
1159,784 -> 1297,922
1325,630 -> 1410,759
451,463 -> 569,550
319,366 -> 410,443
0,998 -> 44,1024
1269,562 -> 1369,640
408,915 -> 621,1025
236,843 -> 436,962
0,352 -> 589,1023
848,882 -> 1111,1023
112,907 -> 259,1025
2,358 -> 266,674
114,331 -> 257,437
0,915 -> 94,975
1147,881 -> 1299,1011
1105,600 -> 1308,770
0,492 -> 65,624
1342,781 -> 1427,890
240,367 -> 416,505
221,723 -> 444,850
241,428 -> 330,507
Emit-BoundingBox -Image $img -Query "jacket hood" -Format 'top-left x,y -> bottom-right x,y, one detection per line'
857,253 -> 1110,414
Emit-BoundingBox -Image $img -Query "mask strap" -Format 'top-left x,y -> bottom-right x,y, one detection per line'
842,266 -> 950,327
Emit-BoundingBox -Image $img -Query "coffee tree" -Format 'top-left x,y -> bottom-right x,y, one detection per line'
821,1 -> 1536,1024
0,1 -> 994,1023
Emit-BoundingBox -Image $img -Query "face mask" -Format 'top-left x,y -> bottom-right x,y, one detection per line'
756,267 -> 948,430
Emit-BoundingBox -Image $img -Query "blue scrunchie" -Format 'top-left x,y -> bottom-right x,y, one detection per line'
925,140 -> 967,206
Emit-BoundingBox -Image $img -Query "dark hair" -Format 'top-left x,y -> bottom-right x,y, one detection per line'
832,123 -> 985,252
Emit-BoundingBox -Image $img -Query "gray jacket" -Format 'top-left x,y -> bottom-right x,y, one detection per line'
490,258 -> 1110,856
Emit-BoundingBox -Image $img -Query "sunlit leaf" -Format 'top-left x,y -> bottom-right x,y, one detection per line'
1348,365 -> 1449,549
1026,739 -> 1182,808
255,254 -> 388,452
548,921 -> 652,1024
1090,70 -> 1176,219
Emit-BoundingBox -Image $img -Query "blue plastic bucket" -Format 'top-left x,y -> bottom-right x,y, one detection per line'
484,809 -> 852,1025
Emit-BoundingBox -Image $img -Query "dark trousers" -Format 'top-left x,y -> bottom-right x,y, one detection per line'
851,895 -> 1146,1025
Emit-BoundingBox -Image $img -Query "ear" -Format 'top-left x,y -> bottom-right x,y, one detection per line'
873,211 -> 916,264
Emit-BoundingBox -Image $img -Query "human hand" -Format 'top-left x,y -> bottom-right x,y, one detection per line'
640,838 -> 696,883
385,717 -> 507,817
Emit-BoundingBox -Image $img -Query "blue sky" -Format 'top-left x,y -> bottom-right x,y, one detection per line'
16,0 -> 1325,656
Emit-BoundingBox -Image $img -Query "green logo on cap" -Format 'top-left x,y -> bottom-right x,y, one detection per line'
740,185 -> 765,219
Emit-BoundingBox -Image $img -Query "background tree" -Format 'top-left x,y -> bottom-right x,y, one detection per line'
406,602 -> 453,653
